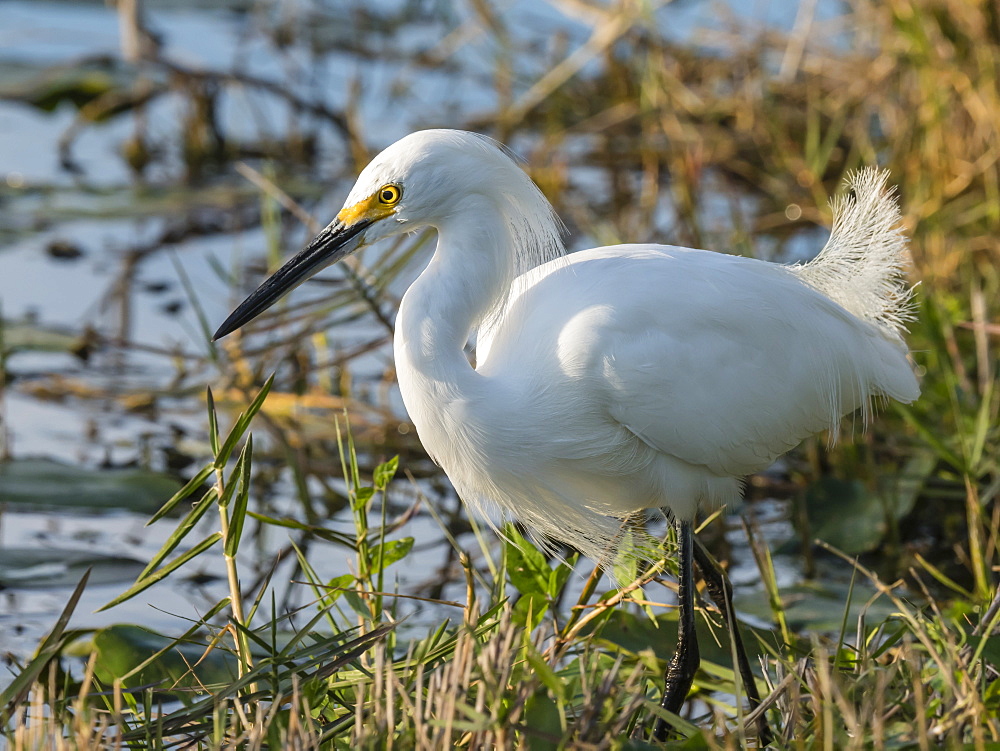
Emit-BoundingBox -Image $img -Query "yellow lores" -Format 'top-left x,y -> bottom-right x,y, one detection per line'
337,184 -> 402,225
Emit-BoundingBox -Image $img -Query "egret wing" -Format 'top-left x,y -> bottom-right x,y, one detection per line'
595,250 -> 912,476
484,245 -> 913,478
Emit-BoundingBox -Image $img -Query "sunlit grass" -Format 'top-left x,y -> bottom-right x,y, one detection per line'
2,407 -> 997,747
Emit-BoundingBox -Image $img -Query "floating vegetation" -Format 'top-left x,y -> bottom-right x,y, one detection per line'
0,459 -> 181,514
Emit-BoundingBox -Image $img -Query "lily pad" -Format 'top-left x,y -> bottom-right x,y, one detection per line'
0,458 -> 181,514
799,477 -> 885,555
734,576 -> 900,633
879,449 -> 938,521
797,451 -> 936,556
0,548 -> 145,589
588,607 -> 777,670
87,624 -> 237,693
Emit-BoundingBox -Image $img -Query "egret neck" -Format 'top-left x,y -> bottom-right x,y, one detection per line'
394,193 -> 517,396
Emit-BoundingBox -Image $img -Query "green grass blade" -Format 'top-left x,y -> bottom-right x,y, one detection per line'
147,464 -> 214,526
99,533 -> 222,612
969,375 -> 995,470
235,372 -> 275,434
835,565 -> 860,669
245,555 -> 280,625
171,251 -> 218,362
225,435 -> 253,557
206,387 -> 220,456
139,487 -> 219,580
245,511 -> 357,546
895,403 -> 964,471
914,553 -> 976,600
217,444 -> 247,509
215,374 -> 274,468
0,569 -> 90,722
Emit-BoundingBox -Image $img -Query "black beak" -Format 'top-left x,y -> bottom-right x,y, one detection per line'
213,218 -> 371,341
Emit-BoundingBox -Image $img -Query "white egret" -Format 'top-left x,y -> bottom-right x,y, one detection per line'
214,129 -> 919,741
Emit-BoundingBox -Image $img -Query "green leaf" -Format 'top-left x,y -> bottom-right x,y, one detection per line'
340,587 -> 371,619
547,556 -> 576,599
868,620 -> 907,659
504,525 -> 551,596
525,649 -> 563,699
206,387 -> 220,456
237,373 -> 275,433
800,477 -> 884,555
245,511 -> 355,546
91,624 -> 237,692
217,446 -> 246,509
352,486 -> 375,511
881,449 -> 937,522
512,591 -> 549,630
371,538 -> 414,573
733,576 -> 897,634
373,456 -> 398,490
99,533 -> 221,612
324,573 -> 356,604
967,635 -> 1000,668
216,428 -> 245,472
216,375 -> 274,469
523,691 -> 562,750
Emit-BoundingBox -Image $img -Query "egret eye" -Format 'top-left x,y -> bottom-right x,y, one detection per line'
378,184 -> 402,205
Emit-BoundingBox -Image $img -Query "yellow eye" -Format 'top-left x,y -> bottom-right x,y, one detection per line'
378,184 -> 402,205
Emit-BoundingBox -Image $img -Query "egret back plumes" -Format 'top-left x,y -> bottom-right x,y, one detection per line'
793,168 -> 913,338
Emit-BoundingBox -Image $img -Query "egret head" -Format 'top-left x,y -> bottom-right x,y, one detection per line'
213,129 -> 562,340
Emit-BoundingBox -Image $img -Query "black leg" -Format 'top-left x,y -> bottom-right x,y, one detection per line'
693,536 -> 773,746
653,519 -> 700,741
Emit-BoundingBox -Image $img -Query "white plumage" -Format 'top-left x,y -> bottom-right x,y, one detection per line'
217,129 -> 919,569
213,130 -> 919,736
376,131 -> 919,567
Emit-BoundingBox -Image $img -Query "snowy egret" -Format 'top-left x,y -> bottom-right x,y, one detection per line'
214,129 -> 919,741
